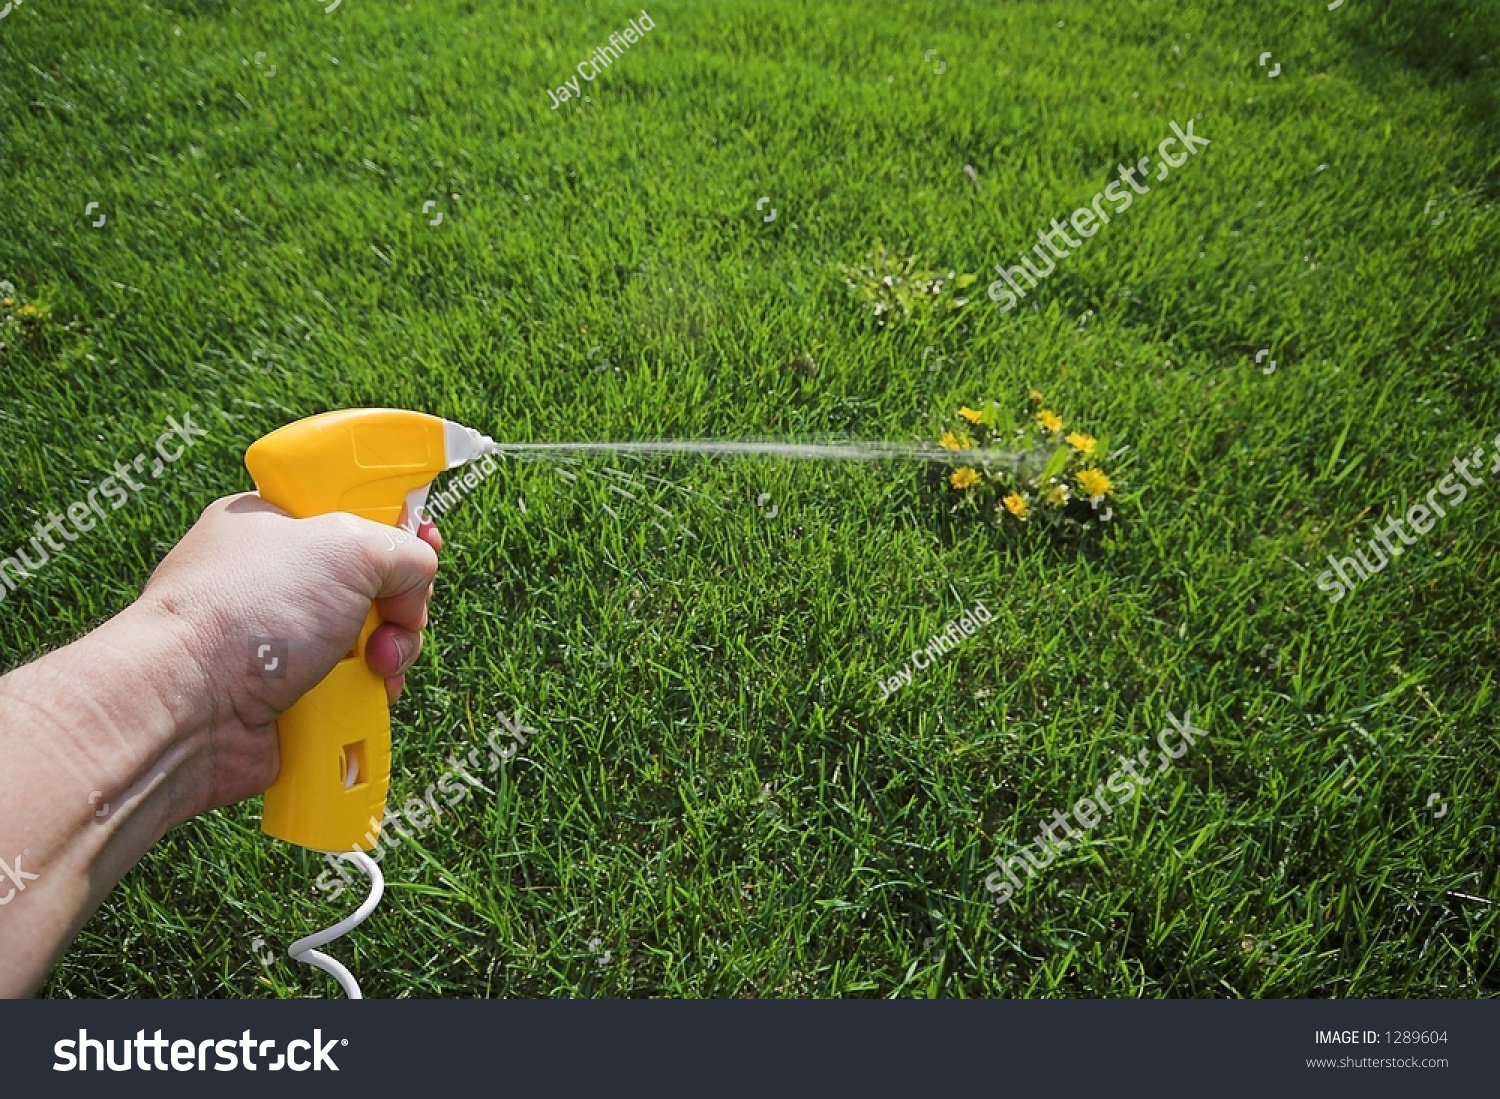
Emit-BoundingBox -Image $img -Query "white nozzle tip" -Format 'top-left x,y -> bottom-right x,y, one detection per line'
443,420 -> 497,467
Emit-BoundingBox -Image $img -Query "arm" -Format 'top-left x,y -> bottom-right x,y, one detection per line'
0,493 -> 441,997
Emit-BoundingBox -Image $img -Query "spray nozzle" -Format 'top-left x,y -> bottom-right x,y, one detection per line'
443,419 -> 498,468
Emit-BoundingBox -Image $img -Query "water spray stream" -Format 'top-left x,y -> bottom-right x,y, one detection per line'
479,439 -> 1036,468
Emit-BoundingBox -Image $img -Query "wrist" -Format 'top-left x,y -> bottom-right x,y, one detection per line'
98,599 -> 229,832
108,597 -> 220,754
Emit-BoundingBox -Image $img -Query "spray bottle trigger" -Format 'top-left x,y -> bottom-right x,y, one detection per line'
400,485 -> 430,536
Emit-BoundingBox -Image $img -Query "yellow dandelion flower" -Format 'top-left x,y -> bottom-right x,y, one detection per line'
957,406 -> 983,425
1076,468 -> 1113,499
1002,492 -> 1029,520
1065,431 -> 1097,455
16,304 -> 38,319
0,298 -> 13,307
1028,389 -> 1043,403
1036,409 -> 1063,433
1045,484 -> 1070,509
939,430 -> 972,451
950,467 -> 981,491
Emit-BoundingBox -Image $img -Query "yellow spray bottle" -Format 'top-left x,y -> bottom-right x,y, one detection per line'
243,408 -> 497,997
244,408 -> 496,855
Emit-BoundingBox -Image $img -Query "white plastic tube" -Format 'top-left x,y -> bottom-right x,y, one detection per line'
287,850 -> 383,999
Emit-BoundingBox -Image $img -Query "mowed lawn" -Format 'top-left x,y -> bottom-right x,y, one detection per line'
2,0 -> 1499,997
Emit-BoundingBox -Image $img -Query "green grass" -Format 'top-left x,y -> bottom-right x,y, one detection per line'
3,0 -> 1499,997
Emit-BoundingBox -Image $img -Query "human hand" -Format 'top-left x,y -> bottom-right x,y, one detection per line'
130,493 -> 442,825
0,492 -> 444,995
